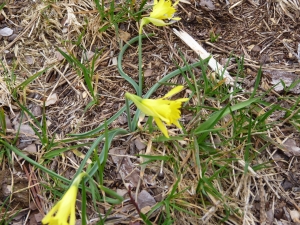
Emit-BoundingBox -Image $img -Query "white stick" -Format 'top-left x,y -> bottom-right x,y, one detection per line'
173,29 -> 237,87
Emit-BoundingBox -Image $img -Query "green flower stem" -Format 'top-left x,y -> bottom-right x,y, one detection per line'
125,98 -> 133,132
138,34 -> 143,96
117,33 -> 155,95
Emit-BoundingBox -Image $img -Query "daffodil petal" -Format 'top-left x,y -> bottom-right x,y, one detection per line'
154,117 -> 169,138
42,173 -> 86,225
42,203 -> 60,224
172,17 -> 181,21
163,85 -> 184,98
126,85 -> 188,138
125,93 -> 160,118
69,209 -> 76,225
142,99 -> 172,124
173,0 -> 180,6
142,17 -> 170,27
173,119 -> 181,128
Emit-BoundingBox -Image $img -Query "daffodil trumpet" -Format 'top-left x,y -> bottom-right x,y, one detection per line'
42,172 -> 86,225
125,86 -> 188,138
139,0 -> 181,34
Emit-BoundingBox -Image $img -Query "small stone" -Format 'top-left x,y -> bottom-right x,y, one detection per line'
290,210 -> 300,223
23,144 -> 37,154
32,105 -> 42,117
251,45 -> 261,52
5,52 -> 15,59
82,91 -> 87,99
144,69 -> 153,77
0,27 -> 13,36
25,55 -> 35,65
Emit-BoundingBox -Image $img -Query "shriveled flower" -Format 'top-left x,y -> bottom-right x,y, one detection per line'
42,173 -> 86,225
125,86 -> 188,138
139,0 -> 181,33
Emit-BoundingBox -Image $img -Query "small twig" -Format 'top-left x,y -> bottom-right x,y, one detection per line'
128,185 -> 141,215
259,177 -> 266,225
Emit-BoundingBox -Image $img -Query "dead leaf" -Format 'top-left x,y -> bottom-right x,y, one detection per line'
119,30 -> 131,42
110,148 -> 155,187
23,144 -> 37,154
32,105 -> 42,117
283,139 -> 300,157
34,213 -> 43,223
144,69 -> 153,77
63,6 -> 82,27
55,48 -> 67,61
116,189 -> 128,197
118,115 -> 127,125
45,93 -> 58,106
266,209 -> 274,224
265,70 -> 300,94
16,124 -> 35,135
85,51 -> 95,61
134,138 -> 146,151
111,148 -> 140,187
4,114 -> 12,129
137,190 -> 156,211
290,210 -> 300,223
200,0 -> 215,10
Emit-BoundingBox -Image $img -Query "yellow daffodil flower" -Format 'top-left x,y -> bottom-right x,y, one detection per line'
125,86 -> 188,138
139,0 -> 181,34
42,173 -> 86,225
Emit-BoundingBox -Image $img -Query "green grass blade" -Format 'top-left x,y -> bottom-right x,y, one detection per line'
98,184 -> 123,203
195,98 -> 259,142
0,107 -> 6,135
15,68 -> 48,90
81,179 -> 87,225
0,140 -> 69,183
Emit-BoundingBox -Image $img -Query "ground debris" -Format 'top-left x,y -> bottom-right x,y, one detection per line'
265,70 -> 300,94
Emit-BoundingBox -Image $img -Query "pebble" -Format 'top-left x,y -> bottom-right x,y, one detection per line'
8,33 -> 17,42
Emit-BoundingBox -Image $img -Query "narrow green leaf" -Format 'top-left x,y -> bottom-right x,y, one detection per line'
81,179 -> 87,225
16,68 -> 48,90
